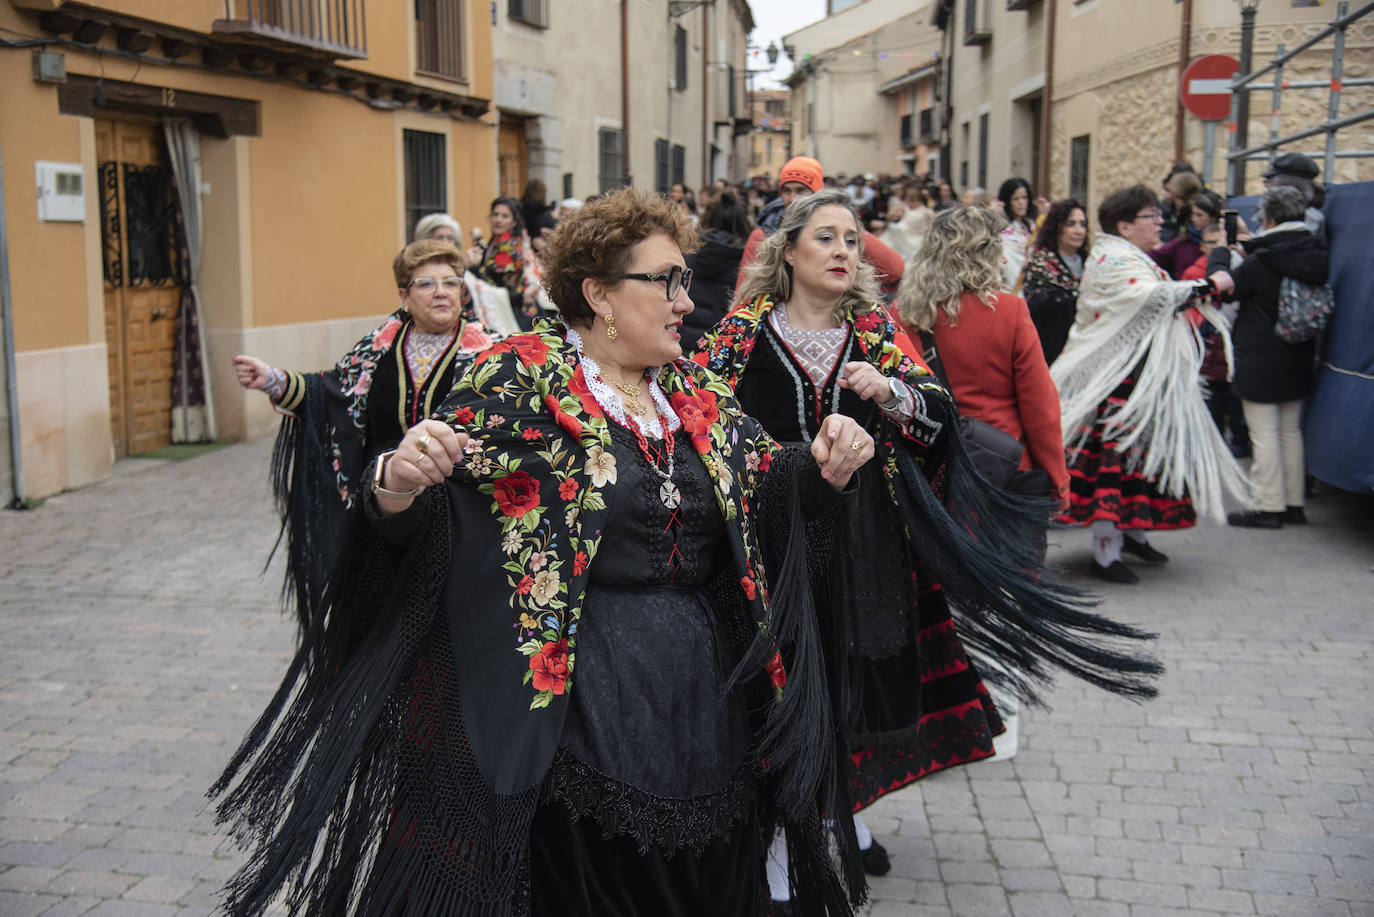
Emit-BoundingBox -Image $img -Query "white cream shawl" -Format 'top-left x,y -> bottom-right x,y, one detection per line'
1051,233 -> 1249,521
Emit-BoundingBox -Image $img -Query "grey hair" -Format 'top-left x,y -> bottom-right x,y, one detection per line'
414,212 -> 461,241
735,188 -> 883,322
894,205 -> 1007,332
1260,185 -> 1307,226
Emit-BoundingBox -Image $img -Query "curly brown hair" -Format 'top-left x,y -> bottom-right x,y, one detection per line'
392,238 -> 465,288
540,187 -> 699,327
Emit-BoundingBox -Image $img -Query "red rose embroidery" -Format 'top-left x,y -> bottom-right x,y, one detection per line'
529,640 -> 569,695
559,478 -> 579,501
493,471 -> 541,519
543,393 -> 584,439
452,406 -> 475,425
516,574 -> 534,595
567,366 -> 604,419
766,650 -> 787,689
740,576 -> 757,601
522,427 -> 544,442
478,334 -> 551,369
758,451 -> 772,472
572,550 -> 589,576
671,389 -> 720,452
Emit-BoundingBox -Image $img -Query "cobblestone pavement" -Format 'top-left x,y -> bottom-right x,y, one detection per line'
0,438 -> 1370,916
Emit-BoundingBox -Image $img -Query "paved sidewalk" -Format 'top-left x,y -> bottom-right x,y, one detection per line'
1,438 -> 1371,916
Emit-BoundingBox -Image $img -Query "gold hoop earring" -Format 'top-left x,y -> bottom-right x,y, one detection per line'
604,312 -> 618,341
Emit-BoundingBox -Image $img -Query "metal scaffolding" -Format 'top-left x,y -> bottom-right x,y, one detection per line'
1226,0 -> 1374,195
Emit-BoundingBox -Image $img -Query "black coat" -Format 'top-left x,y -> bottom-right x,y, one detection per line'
1209,226 -> 1329,403
682,230 -> 745,350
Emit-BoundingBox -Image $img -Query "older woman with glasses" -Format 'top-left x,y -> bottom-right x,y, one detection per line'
231,238 -> 496,631
214,189 -> 878,916
1052,184 -> 1247,584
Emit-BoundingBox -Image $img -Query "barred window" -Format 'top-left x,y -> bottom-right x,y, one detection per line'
404,129 -> 447,240
598,127 -> 627,193
508,0 -> 549,28
416,0 -> 463,80
674,26 -> 688,91
977,112 -> 989,189
671,144 -> 685,187
1070,134 -> 1091,203
655,139 -> 671,194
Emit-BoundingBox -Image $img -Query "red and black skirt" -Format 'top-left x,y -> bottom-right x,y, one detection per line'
1057,376 -> 1197,531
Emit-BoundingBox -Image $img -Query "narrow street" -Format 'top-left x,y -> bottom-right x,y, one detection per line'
1,438 -> 1370,916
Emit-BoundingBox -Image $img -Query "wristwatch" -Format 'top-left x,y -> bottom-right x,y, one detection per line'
880,378 -> 905,409
371,450 -> 425,500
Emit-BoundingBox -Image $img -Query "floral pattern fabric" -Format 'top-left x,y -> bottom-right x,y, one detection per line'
438,324 -> 784,714
478,230 -> 536,323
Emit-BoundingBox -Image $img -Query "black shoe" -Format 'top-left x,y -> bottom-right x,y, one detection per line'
1120,539 -> 1169,564
1091,560 -> 1139,584
861,839 -> 891,876
1284,506 -> 1307,525
1227,510 -> 1283,529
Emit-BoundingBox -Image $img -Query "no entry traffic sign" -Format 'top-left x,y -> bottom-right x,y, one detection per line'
1180,54 -> 1240,121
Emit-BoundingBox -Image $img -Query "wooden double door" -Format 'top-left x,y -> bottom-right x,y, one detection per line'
96,117 -> 182,457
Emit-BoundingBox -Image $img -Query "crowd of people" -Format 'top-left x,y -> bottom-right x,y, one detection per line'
215,149 -> 1333,916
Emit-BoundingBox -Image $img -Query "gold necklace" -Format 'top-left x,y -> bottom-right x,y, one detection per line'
609,375 -> 648,416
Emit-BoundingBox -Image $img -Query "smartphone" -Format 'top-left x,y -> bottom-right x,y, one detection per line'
1223,210 -> 1239,246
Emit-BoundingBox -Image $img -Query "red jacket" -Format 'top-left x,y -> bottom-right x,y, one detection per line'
897,292 -> 1068,499
738,226 -> 906,294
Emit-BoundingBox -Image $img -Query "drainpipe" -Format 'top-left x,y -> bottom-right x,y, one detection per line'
701,3 -> 710,186
0,127 -> 25,509
1039,0 -> 1056,196
1175,0 -> 1192,163
621,0 -> 631,185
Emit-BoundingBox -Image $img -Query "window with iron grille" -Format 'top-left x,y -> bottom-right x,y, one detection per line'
403,129 -> 447,240
671,145 -> 686,186
598,127 -> 627,193
728,65 -> 737,118
900,114 -> 913,148
416,0 -> 463,79
655,139 -> 671,193
562,172 -> 573,199
919,107 -> 933,140
1070,134 -> 1090,203
674,26 -> 688,91
508,0 -> 548,28
977,113 -> 989,189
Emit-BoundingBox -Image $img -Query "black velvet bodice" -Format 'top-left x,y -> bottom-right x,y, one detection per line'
364,329 -> 465,455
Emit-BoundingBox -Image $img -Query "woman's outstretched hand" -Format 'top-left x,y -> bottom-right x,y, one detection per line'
811,414 -> 874,491
375,419 -> 469,513
231,355 -> 270,390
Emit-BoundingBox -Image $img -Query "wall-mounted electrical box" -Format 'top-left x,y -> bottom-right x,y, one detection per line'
35,161 -> 85,222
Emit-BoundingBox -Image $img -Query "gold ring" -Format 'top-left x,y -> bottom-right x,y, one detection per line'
850,440 -> 862,452
416,433 -> 431,456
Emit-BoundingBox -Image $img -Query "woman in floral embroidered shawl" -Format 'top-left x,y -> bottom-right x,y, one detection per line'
693,190 -> 1164,903
468,196 -> 542,331
231,239 -> 496,633
213,189 -> 880,916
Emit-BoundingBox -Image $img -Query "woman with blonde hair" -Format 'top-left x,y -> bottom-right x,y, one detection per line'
894,205 -> 1068,505
697,190 -> 1159,906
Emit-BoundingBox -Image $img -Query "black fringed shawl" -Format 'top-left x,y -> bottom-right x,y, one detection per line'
213,324 -> 863,916
693,295 -> 1165,706
266,307 -> 491,635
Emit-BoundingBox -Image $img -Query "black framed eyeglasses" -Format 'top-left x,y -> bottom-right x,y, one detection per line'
623,265 -> 693,300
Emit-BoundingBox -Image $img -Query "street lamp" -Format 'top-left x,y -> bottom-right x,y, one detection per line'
1231,0 -> 1261,194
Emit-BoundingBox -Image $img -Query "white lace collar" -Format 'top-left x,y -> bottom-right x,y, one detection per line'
566,327 -> 681,440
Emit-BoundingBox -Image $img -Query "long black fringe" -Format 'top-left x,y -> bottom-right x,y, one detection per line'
211,487 -> 452,916
891,442 -> 1164,704
267,376 -> 347,639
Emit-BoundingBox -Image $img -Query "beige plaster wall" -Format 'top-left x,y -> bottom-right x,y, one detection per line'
14,344 -> 113,498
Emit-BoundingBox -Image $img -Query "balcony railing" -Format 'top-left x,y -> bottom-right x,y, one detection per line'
214,0 -> 367,59
963,0 -> 991,46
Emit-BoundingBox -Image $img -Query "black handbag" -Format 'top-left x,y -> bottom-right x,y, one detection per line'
919,331 -> 1025,489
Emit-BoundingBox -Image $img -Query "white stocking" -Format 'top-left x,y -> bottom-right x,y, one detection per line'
1090,519 -> 1123,566
766,826 -> 790,902
853,811 -> 873,851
